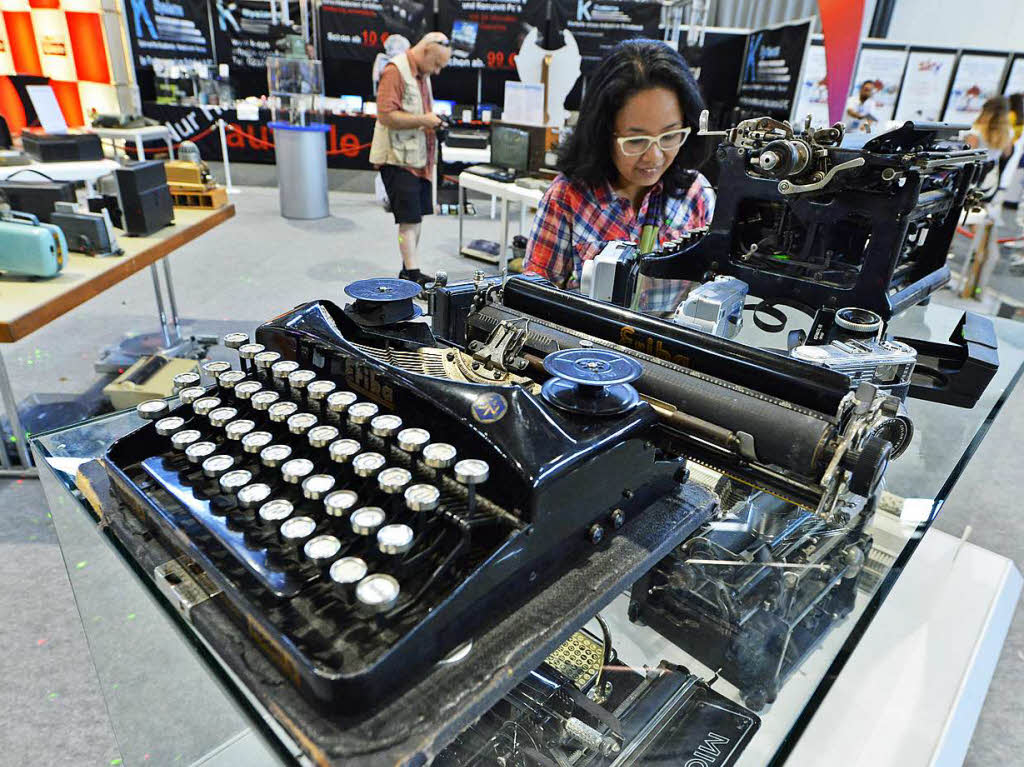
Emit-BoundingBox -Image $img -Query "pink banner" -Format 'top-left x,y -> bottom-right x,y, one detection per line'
818,0 -> 865,125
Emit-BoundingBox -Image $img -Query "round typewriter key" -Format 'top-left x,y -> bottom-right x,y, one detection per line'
171,429 -> 203,451
202,454 -> 235,478
353,452 -> 387,478
271,360 -> 300,381
370,414 -> 403,438
302,473 -> 336,500
219,469 -> 252,494
378,467 -> 412,495
351,507 -> 386,536
136,399 -> 169,420
279,515 -> 317,548
234,381 -> 263,400
259,498 -> 293,523
327,391 -> 358,414
281,458 -> 315,484
155,416 -> 185,437
172,372 -> 201,392
251,390 -> 280,411
201,360 -> 231,377
347,402 -> 379,425
208,406 -> 239,428
222,332 -> 249,349
307,380 -> 337,402
253,350 -> 281,370
217,370 -> 246,390
455,459 -> 490,485
330,556 -> 368,588
238,343 -> 265,361
328,439 -> 362,464
268,401 -> 299,423
307,425 -> 340,448
404,483 -> 441,513
356,573 -> 400,613
324,490 -> 359,517
178,386 -> 207,405
423,443 -> 458,469
287,412 -> 318,435
193,396 -> 222,416
377,524 -> 414,555
288,369 -> 317,391
186,441 -> 217,464
304,534 -> 342,567
237,482 -> 272,509
397,428 -> 431,453
225,419 -> 256,441
260,443 -> 293,468
242,430 -> 274,454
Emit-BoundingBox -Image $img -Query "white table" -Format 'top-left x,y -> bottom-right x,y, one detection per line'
89,125 -> 175,161
0,158 -> 121,195
457,171 -> 545,280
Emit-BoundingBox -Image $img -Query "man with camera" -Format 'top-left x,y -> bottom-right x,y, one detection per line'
370,31 -> 452,287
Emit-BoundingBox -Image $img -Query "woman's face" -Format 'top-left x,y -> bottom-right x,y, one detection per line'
611,86 -> 684,190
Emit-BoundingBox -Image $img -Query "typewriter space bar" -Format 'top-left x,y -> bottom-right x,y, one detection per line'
142,457 -> 306,599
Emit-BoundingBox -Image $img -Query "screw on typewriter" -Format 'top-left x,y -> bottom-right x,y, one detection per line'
541,348 -> 644,416
343,277 -> 423,326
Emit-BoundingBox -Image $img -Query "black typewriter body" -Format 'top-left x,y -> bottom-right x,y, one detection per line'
106,299 -> 682,710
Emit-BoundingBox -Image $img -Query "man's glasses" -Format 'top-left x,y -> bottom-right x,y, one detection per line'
615,127 -> 691,156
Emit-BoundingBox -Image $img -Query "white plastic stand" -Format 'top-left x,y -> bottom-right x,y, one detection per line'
218,119 -> 240,194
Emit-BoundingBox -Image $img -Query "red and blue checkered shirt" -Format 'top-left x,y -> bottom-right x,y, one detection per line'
523,173 -> 716,312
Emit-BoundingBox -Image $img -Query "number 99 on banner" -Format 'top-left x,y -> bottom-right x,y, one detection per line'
486,51 -> 516,69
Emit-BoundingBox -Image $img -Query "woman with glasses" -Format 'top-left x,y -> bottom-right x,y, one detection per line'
523,38 -> 714,312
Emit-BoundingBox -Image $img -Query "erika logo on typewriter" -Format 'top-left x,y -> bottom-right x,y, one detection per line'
471,393 -> 508,424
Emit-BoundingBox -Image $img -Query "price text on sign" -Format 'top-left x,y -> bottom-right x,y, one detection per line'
362,29 -> 389,47
486,50 -> 516,68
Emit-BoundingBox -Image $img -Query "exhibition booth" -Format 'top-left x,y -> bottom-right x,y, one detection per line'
1,0 -> 1023,765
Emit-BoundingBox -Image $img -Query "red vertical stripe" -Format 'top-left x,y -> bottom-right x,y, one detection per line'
818,0 -> 866,125
49,80 -> 84,127
0,75 -> 29,134
3,12 -> 43,76
65,12 -> 111,84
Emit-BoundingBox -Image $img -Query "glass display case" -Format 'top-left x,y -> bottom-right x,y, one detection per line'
32,300 -> 1024,767
266,56 -> 324,127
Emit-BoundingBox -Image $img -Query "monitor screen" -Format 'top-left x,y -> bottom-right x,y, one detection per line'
433,100 -> 454,117
451,20 -> 479,56
490,125 -> 530,172
338,94 -> 363,113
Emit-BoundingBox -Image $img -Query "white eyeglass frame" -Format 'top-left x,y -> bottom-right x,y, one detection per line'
614,127 -> 692,156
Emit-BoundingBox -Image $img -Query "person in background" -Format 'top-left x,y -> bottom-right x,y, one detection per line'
523,39 -> 714,314
965,96 -> 1014,198
844,80 -> 878,133
1008,93 -> 1024,143
369,32 -> 451,287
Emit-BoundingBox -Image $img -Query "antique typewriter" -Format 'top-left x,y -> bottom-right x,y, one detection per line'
104,279 -> 687,712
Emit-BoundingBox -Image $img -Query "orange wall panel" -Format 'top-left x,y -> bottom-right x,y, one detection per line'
0,75 -> 28,133
49,79 -> 84,126
65,11 -> 109,83
3,11 -> 42,76
29,0 -> 63,8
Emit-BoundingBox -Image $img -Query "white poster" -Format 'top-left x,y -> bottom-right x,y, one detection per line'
895,50 -> 957,123
852,47 -> 908,122
792,43 -> 829,128
1004,56 -> 1024,96
943,53 -> 1009,126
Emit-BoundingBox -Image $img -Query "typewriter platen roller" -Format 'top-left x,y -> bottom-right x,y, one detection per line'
105,288 -> 687,709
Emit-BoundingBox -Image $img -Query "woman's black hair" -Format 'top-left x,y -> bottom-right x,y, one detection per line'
558,38 -> 709,196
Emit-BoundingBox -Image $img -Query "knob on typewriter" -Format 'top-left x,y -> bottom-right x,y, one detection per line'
279,515 -> 317,552
287,370 -> 317,391
234,381 -> 263,401
304,534 -> 343,568
172,372 -> 200,393
351,506 -> 386,536
219,469 -> 253,494
236,482 -> 272,509
329,438 -> 362,464
324,489 -> 359,518
302,473 -> 336,500
260,443 -> 293,468
454,459 -> 489,485
330,555 -> 367,589
378,467 -> 412,494
237,342 -> 264,359
222,332 -> 249,350
202,360 -> 231,378
356,573 -> 401,613
423,442 -> 457,469
192,396 -> 222,417
186,441 -> 217,464
258,498 -> 293,524
307,380 -> 337,403
217,370 -> 246,391
225,419 -> 256,441
397,428 -> 431,454
208,406 -> 239,428
281,458 -> 315,484
253,350 -> 282,375
287,412 -> 318,436
268,400 -> 299,423
202,454 -> 235,478
171,429 -> 202,451
377,523 -> 414,555
348,402 -> 380,426
307,425 -> 340,448
241,430 -> 273,454
272,360 -> 300,379
540,348 -> 643,416
155,416 -> 185,436
136,399 -> 169,420
370,414 -> 403,439
178,387 -> 207,405
404,483 -> 440,513
327,391 -> 358,416
353,452 -> 387,478
251,390 -> 280,411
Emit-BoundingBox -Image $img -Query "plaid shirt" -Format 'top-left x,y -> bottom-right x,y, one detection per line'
524,173 -> 716,312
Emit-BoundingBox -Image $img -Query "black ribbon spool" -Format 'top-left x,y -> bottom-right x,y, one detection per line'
343,278 -> 423,327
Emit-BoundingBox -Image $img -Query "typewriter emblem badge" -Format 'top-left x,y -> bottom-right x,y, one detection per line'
472,393 -> 508,424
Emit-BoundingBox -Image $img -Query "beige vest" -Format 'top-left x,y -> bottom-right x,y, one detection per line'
369,53 -> 431,169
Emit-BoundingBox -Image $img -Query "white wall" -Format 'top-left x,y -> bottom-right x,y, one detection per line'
887,0 -> 1024,50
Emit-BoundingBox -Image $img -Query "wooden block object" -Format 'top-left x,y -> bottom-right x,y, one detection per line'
75,458 -> 116,520
170,185 -> 228,210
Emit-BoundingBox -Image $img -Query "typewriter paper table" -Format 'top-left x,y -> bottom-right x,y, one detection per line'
31,301 -> 1024,767
0,204 -> 235,471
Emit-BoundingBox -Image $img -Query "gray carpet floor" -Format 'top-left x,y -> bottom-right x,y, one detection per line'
1,178 -> 1021,766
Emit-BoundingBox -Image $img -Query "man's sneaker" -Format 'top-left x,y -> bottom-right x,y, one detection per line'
399,268 -> 434,288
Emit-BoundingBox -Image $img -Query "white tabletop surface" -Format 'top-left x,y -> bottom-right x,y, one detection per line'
458,171 -> 546,205
0,158 -> 120,183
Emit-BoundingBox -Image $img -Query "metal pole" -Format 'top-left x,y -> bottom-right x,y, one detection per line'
161,258 -> 182,344
458,181 -> 465,254
501,198 -> 510,284
218,119 -> 239,193
0,349 -> 31,468
150,265 -> 173,348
